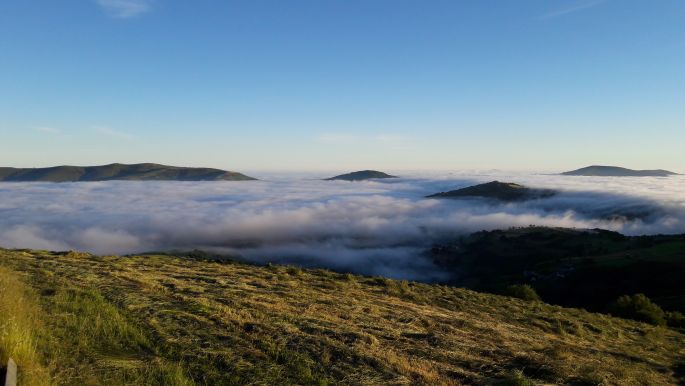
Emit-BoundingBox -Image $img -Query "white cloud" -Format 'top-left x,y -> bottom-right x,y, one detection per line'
1,172 -> 684,280
93,126 -> 135,140
34,126 -> 61,134
96,0 -> 153,19
0,226 -> 70,251
538,0 -> 606,20
317,133 -> 412,145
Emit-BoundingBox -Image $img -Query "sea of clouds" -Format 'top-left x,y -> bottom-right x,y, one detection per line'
1,171 -> 684,280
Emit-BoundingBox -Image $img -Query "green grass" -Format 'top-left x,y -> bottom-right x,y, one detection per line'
1,248 -> 684,385
0,266 -> 50,385
0,257 -> 192,385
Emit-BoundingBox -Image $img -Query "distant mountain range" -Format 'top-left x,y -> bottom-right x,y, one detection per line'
325,170 -> 397,181
427,181 -> 556,202
562,165 -> 678,177
0,163 -> 257,182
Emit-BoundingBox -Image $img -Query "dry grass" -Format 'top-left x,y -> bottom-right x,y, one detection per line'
1,248 -> 684,385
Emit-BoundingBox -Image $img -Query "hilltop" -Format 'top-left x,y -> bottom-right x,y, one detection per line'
427,181 -> 556,201
325,170 -> 397,181
1,248 -> 684,385
562,165 -> 678,177
0,163 -> 256,182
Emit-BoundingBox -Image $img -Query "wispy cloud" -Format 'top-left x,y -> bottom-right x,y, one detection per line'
94,126 -> 135,140
317,133 -> 412,146
538,0 -> 606,20
34,127 -> 62,135
96,0 -> 153,19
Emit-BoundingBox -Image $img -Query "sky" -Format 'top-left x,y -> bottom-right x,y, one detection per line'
1,0 -> 684,172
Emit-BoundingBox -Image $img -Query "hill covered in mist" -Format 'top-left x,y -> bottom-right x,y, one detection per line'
562,165 -> 678,177
427,181 -> 556,201
325,170 -> 397,181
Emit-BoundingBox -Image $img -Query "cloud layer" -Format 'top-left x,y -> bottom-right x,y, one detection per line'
96,0 -> 152,19
538,0 -> 606,20
1,172 -> 684,280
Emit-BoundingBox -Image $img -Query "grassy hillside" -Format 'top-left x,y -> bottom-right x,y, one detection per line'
1,248 -> 684,385
0,163 -> 256,182
430,227 -> 685,317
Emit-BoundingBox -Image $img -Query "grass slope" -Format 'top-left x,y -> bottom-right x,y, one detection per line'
1,248 -> 684,385
0,163 -> 256,182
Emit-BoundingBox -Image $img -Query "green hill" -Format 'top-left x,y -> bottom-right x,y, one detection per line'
1,248 -> 684,385
427,181 -> 556,201
0,163 -> 256,182
325,170 -> 398,181
562,165 -> 678,177
430,227 -> 685,318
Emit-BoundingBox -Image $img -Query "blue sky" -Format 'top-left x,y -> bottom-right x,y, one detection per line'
1,0 -> 683,172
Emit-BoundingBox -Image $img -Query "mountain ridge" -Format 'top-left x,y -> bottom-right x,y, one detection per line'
562,165 -> 678,177
325,170 -> 398,181
0,163 -> 257,182
427,181 -> 556,201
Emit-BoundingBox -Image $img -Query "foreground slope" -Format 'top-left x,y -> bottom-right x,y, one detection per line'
562,165 -> 678,177
1,249 -> 684,385
0,163 -> 256,182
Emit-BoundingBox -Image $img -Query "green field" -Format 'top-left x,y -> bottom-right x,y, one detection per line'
1,248 -> 684,385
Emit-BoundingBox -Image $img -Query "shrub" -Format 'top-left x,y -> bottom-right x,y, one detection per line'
505,284 -> 540,301
286,265 -> 303,277
666,311 -> 685,329
610,294 -> 666,326
499,370 -> 535,386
